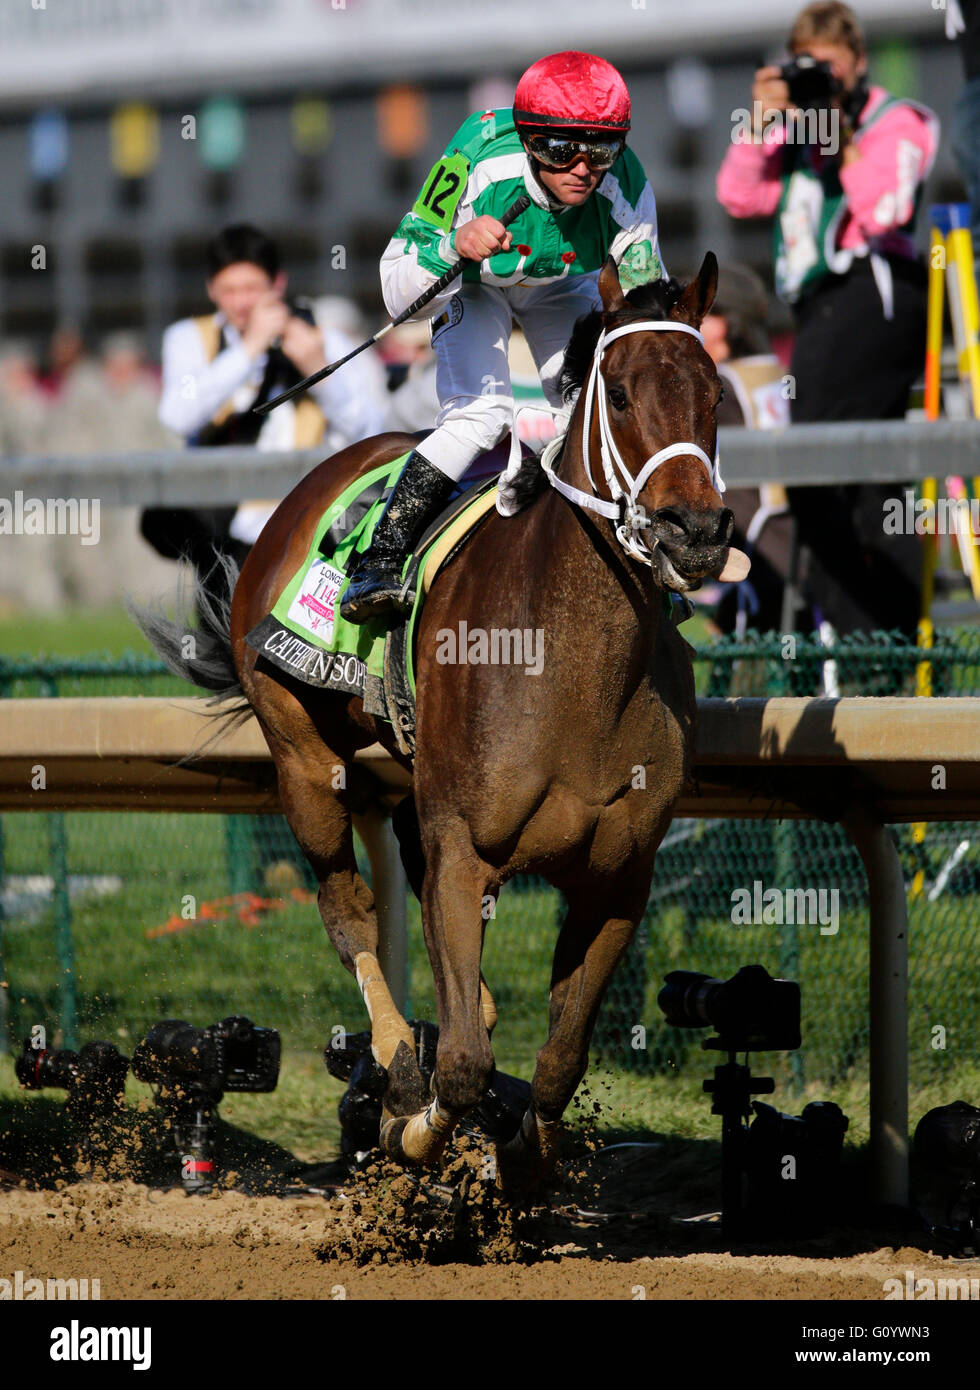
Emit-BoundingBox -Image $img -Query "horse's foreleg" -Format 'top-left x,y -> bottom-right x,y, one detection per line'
266,733 -> 424,1119
496,878 -> 649,1195
382,837 -> 496,1165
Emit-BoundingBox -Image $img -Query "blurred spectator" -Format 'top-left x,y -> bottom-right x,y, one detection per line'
147,222 -> 385,598
0,340 -> 62,611
40,323 -> 108,454
716,1 -> 939,636
100,332 -> 176,453
0,328 -> 179,612
948,0 -> 980,261
696,263 -> 797,636
383,321 -> 438,432
309,294 -> 388,442
36,331 -> 178,606
43,323 -> 88,392
0,341 -> 46,455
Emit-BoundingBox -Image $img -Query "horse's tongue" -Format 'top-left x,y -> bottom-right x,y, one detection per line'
718,547 -> 751,582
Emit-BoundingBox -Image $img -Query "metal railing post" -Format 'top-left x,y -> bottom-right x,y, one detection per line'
844,806 -> 909,1209
40,676 -> 78,1049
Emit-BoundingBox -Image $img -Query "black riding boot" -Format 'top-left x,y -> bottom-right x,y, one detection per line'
340,450 -> 455,624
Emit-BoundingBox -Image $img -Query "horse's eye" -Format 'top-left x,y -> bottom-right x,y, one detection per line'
608,385 -> 627,411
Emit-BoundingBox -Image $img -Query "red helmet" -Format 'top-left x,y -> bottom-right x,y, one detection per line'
513,51 -> 631,135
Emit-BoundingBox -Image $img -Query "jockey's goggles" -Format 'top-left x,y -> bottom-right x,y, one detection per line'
523,133 -> 625,171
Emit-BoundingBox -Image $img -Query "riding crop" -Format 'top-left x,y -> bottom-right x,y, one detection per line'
254,191 -> 532,416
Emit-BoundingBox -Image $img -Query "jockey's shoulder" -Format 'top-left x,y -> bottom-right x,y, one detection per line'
446,108 -> 524,164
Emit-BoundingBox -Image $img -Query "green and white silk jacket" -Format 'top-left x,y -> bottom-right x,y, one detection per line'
380,107 -> 665,319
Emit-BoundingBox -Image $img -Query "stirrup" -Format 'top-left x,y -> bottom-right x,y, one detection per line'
340,560 -> 413,624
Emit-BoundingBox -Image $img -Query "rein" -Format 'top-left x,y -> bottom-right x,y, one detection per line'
541,319 -> 725,566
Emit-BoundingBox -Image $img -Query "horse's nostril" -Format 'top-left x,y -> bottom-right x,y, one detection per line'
654,509 -> 689,541
653,506 -> 732,553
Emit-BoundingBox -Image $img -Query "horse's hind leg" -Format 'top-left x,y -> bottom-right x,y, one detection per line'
390,794 -> 498,1034
382,831 -> 497,1165
496,875 -> 649,1194
262,725 -> 426,1120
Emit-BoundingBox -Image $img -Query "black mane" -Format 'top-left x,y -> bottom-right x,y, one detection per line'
558,276 -> 685,401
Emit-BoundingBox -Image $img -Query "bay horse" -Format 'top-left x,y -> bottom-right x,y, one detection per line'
141,255 -> 740,1194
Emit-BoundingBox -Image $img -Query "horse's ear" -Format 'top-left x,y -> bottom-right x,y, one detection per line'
675,252 -> 719,327
598,256 -> 627,316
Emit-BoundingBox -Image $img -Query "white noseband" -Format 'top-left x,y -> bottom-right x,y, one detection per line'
540,318 -> 725,565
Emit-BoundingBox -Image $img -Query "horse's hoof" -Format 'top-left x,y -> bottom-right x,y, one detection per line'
494,1109 -> 561,1203
494,1143 -> 549,1204
379,1112 -> 415,1163
382,1038 -> 428,1118
380,1097 -> 457,1166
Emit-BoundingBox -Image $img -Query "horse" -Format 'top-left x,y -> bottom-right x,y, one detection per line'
139,254 -> 740,1194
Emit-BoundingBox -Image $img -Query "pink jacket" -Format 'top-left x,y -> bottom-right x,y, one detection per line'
716,86 -> 939,260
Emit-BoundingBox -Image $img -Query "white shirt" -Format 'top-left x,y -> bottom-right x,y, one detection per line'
158,308 -> 387,544
158,310 -> 386,451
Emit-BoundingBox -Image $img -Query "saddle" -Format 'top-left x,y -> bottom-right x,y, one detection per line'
245,439 -> 536,756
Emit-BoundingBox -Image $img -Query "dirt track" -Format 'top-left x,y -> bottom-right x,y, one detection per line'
3,1150 -> 977,1302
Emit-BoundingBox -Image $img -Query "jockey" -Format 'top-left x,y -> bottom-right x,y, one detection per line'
341,50 -> 665,624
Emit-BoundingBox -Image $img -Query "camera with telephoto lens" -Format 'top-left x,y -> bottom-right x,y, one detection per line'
132,1016 -> 280,1093
658,964 -> 801,1052
656,965 -> 852,1240
15,1037 -> 129,1164
778,54 -> 842,110
132,1016 -> 280,1193
15,1037 -> 129,1119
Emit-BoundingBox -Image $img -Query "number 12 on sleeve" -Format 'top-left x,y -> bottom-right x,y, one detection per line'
412,151 -> 470,232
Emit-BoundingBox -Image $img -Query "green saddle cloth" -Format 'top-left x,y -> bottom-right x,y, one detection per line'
243,453 -> 495,720
244,448 -> 685,724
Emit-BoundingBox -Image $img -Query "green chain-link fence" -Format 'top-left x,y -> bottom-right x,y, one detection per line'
1,632 -> 978,1094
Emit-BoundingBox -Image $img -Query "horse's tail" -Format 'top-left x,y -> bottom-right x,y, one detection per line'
127,553 -> 254,742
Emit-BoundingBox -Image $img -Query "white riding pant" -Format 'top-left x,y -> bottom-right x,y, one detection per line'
419,276 -> 602,482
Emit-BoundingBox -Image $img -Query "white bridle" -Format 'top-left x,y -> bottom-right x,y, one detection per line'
540,319 -> 725,566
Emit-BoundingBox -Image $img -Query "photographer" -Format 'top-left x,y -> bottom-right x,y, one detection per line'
147,223 -> 384,597
716,3 -> 939,636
